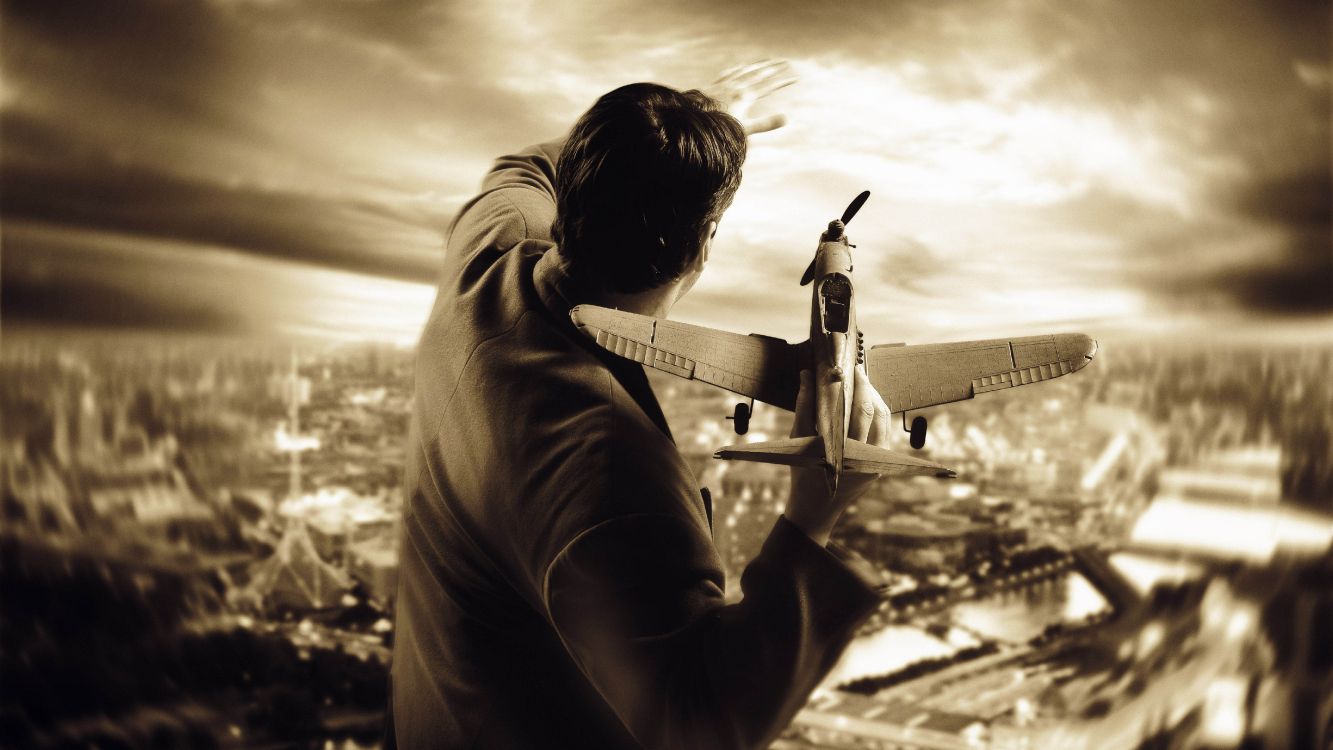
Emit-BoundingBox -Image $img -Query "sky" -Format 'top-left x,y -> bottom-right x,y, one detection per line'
2,0 -> 1329,346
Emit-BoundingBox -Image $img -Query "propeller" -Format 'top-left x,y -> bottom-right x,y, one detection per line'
841,190 -> 870,225
801,190 -> 870,286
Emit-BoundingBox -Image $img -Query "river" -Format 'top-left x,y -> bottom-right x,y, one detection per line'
824,571 -> 1112,687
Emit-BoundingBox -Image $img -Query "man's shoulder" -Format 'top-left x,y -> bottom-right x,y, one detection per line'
418,271 -> 647,445
468,311 -> 659,443
413,245 -> 547,409
462,310 -> 693,501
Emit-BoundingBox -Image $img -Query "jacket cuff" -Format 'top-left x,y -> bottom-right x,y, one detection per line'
826,539 -> 892,595
769,515 -> 884,625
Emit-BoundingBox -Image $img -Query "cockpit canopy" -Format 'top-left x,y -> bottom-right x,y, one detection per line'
820,275 -> 851,334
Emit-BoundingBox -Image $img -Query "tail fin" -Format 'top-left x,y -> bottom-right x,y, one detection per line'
715,436 -> 956,478
715,436 -> 824,467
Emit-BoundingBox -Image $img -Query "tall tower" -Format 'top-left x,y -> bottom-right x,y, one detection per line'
288,349 -> 302,501
274,348 -> 317,504
77,386 -> 100,458
51,390 -> 71,466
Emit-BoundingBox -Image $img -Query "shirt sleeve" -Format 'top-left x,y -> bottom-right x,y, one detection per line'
542,511 -> 883,750
443,139 -> 564,281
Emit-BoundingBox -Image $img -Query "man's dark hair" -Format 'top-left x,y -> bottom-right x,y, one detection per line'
554,83 -> 747,294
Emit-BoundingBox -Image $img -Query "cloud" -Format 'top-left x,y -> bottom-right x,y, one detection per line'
2,222 -> 435,344
2,275 -> 251,335
1214,169 -> 1333,314
2,112 -> 447,282
1098,168 -> 1333,319
1,0 -> 1328,341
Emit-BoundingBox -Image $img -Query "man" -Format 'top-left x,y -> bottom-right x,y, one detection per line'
391,62 -> 895,749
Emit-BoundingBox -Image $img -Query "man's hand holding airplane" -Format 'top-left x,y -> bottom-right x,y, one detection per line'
784,366 -> 890,547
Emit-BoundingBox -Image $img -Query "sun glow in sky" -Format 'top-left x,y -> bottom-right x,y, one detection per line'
2,0 -> 1328,345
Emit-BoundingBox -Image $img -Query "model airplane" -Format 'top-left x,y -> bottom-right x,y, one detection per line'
570,191 -> 1098,492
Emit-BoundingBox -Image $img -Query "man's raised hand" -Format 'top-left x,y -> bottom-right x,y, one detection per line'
703,59 -> 797,136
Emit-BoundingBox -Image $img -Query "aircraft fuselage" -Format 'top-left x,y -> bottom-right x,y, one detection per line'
807,219 -> 860,494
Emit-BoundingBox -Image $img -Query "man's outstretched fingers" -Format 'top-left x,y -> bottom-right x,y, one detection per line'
850,366 -> 883,443
868,388 -> 891,447
849,390 -> 874,443
744,113 -> 787,135
720,59 -> 787,86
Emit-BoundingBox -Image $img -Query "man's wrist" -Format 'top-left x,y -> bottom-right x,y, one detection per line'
780,511 -> 832,548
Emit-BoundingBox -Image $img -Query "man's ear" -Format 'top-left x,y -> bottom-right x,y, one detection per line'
699,220 -> 717,268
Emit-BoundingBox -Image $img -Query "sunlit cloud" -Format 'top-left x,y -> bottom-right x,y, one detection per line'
294,273 -> 436,347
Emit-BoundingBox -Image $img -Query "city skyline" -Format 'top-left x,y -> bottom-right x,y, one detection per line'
2,0 -> 1329,345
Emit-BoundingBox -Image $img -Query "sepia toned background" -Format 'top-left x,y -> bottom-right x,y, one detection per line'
2,1 -> 1330,748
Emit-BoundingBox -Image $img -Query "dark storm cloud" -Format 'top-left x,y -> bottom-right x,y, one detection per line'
1121,168 -> 1333,317
1,0 -> 267,151
1217,169 -> 1333,314
2,156 -> 444,281
2,220 -> 433,339
1236,169 -> 1332,231
2,111 -> 446,282
1,224 -> 254,334
1,275 -> 250,335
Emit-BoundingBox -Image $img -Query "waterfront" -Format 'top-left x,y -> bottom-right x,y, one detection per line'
828,571 -> 1111,687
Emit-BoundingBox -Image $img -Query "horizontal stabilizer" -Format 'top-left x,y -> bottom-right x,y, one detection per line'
715,436 -> 955,478
714,436 -> 824,467
842,438 -> 955,478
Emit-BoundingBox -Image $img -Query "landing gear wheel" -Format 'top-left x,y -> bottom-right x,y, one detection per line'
728,402 -> 751,435
909,416 -> 928,449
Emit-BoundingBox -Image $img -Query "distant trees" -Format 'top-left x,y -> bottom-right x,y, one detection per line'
1281,411 -> 1333,512
839,643 -> 1001,695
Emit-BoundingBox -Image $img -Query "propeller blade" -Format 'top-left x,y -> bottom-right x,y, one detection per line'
840,190 -> 871,225
799,258 -> 817,286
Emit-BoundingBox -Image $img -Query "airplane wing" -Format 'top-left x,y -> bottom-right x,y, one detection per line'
866,333 -> 1097,414
569,304 -> 804,410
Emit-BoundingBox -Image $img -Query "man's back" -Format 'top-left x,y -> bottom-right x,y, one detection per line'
392,141 -> 687,747
392,127 -> 884,750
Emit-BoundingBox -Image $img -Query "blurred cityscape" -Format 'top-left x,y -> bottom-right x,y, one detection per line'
2,332 -> 1331,750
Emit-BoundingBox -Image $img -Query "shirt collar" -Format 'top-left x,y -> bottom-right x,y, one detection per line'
531,249 -> 675,444
532,245 -> 584,324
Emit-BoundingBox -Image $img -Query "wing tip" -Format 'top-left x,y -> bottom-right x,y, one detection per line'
1060,333 -> 1098,370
